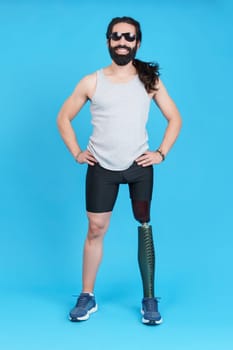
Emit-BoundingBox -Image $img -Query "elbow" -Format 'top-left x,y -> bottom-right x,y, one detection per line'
56,113 -> 65,132
174,111 -> 182,130
56,116 -> 62,132
178,114 -> 182,130
179,114 -> 183,130
56,114 -> 61,128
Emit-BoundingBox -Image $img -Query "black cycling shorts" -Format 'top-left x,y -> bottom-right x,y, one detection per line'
85,162 -> 153,213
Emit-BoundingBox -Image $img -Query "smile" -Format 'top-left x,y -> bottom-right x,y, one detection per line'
115,48 -> 130,54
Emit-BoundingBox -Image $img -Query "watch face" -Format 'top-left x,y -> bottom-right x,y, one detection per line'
156,149 -> 165,160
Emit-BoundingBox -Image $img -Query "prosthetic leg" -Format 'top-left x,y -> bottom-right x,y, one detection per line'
138,223 -> 155,298
132,199 -> 162,325
132,200 -> 155,297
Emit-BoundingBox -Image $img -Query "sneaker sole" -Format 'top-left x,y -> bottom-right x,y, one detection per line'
141,310 -> 163,325
69,304 -> 98,322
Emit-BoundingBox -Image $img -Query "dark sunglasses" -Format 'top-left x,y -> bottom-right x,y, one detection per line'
109,32 -> 137,42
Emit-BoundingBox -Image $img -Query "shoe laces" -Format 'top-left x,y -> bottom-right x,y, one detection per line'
74,294 -> 91,308
144,297 -> 160,311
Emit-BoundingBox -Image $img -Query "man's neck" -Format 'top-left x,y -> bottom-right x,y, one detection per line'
108,61 -> 137,77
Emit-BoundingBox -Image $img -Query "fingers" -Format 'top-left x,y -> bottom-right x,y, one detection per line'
136,154 -> 148,163
86,151 -> 97,165
77,150 -> 98,165
136,151 -> 162,166
136,158 -> 153,167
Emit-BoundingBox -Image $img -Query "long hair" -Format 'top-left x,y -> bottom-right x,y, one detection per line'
133,59 -> 160,93
106,16 -> 160,93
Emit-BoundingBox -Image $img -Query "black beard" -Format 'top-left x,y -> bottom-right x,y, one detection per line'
108,44 -> 137,66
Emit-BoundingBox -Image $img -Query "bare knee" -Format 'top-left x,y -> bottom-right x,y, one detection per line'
88,220 -> 107,239
87,212 -> 111,241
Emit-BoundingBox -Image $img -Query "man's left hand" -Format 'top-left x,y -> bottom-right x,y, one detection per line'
135,151 -> 163,167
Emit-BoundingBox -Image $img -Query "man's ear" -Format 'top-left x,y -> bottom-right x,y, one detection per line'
137,41 -> 141,49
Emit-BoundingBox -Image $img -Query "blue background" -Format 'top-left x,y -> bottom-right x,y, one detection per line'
0,0 -> 233,349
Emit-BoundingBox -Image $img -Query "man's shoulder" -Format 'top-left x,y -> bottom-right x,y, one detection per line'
81,71 -> 97,82
74,70 -> 99,99
79,70 -> 99,89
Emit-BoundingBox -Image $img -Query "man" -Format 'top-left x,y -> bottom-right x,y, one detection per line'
57,16 -> 182,325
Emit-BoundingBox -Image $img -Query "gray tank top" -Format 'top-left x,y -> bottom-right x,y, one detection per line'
87,69 -> 152,170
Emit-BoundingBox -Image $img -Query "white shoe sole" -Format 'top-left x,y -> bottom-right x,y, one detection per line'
141,310 -> 163,325
69,304 -> 98,321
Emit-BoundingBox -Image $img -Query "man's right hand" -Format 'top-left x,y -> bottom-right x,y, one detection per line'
76,150 -> 98,166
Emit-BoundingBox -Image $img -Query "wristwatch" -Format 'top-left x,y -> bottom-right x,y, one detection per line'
155,149 -> 165,161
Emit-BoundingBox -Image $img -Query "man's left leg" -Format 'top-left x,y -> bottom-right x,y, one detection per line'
131,199 -> 162,325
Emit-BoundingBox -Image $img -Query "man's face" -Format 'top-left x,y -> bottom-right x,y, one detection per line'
108,22 -> 140,66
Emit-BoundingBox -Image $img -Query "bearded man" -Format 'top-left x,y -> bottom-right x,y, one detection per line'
57,16 -> 182,325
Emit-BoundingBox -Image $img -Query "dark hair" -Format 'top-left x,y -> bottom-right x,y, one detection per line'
106,16 -> 142,42
133,59 -> 160,93
106,16 -> 160,93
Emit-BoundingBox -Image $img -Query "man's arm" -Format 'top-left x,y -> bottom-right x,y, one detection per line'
153,79 -> 182,157
57,73 -> 97,165
136,79 -> 182,166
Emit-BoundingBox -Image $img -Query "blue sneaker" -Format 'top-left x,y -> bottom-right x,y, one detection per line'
69,293 -> 98,321
141,297 -> 163,325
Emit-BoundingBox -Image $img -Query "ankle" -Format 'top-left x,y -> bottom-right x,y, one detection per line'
82,290 -> 94,296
